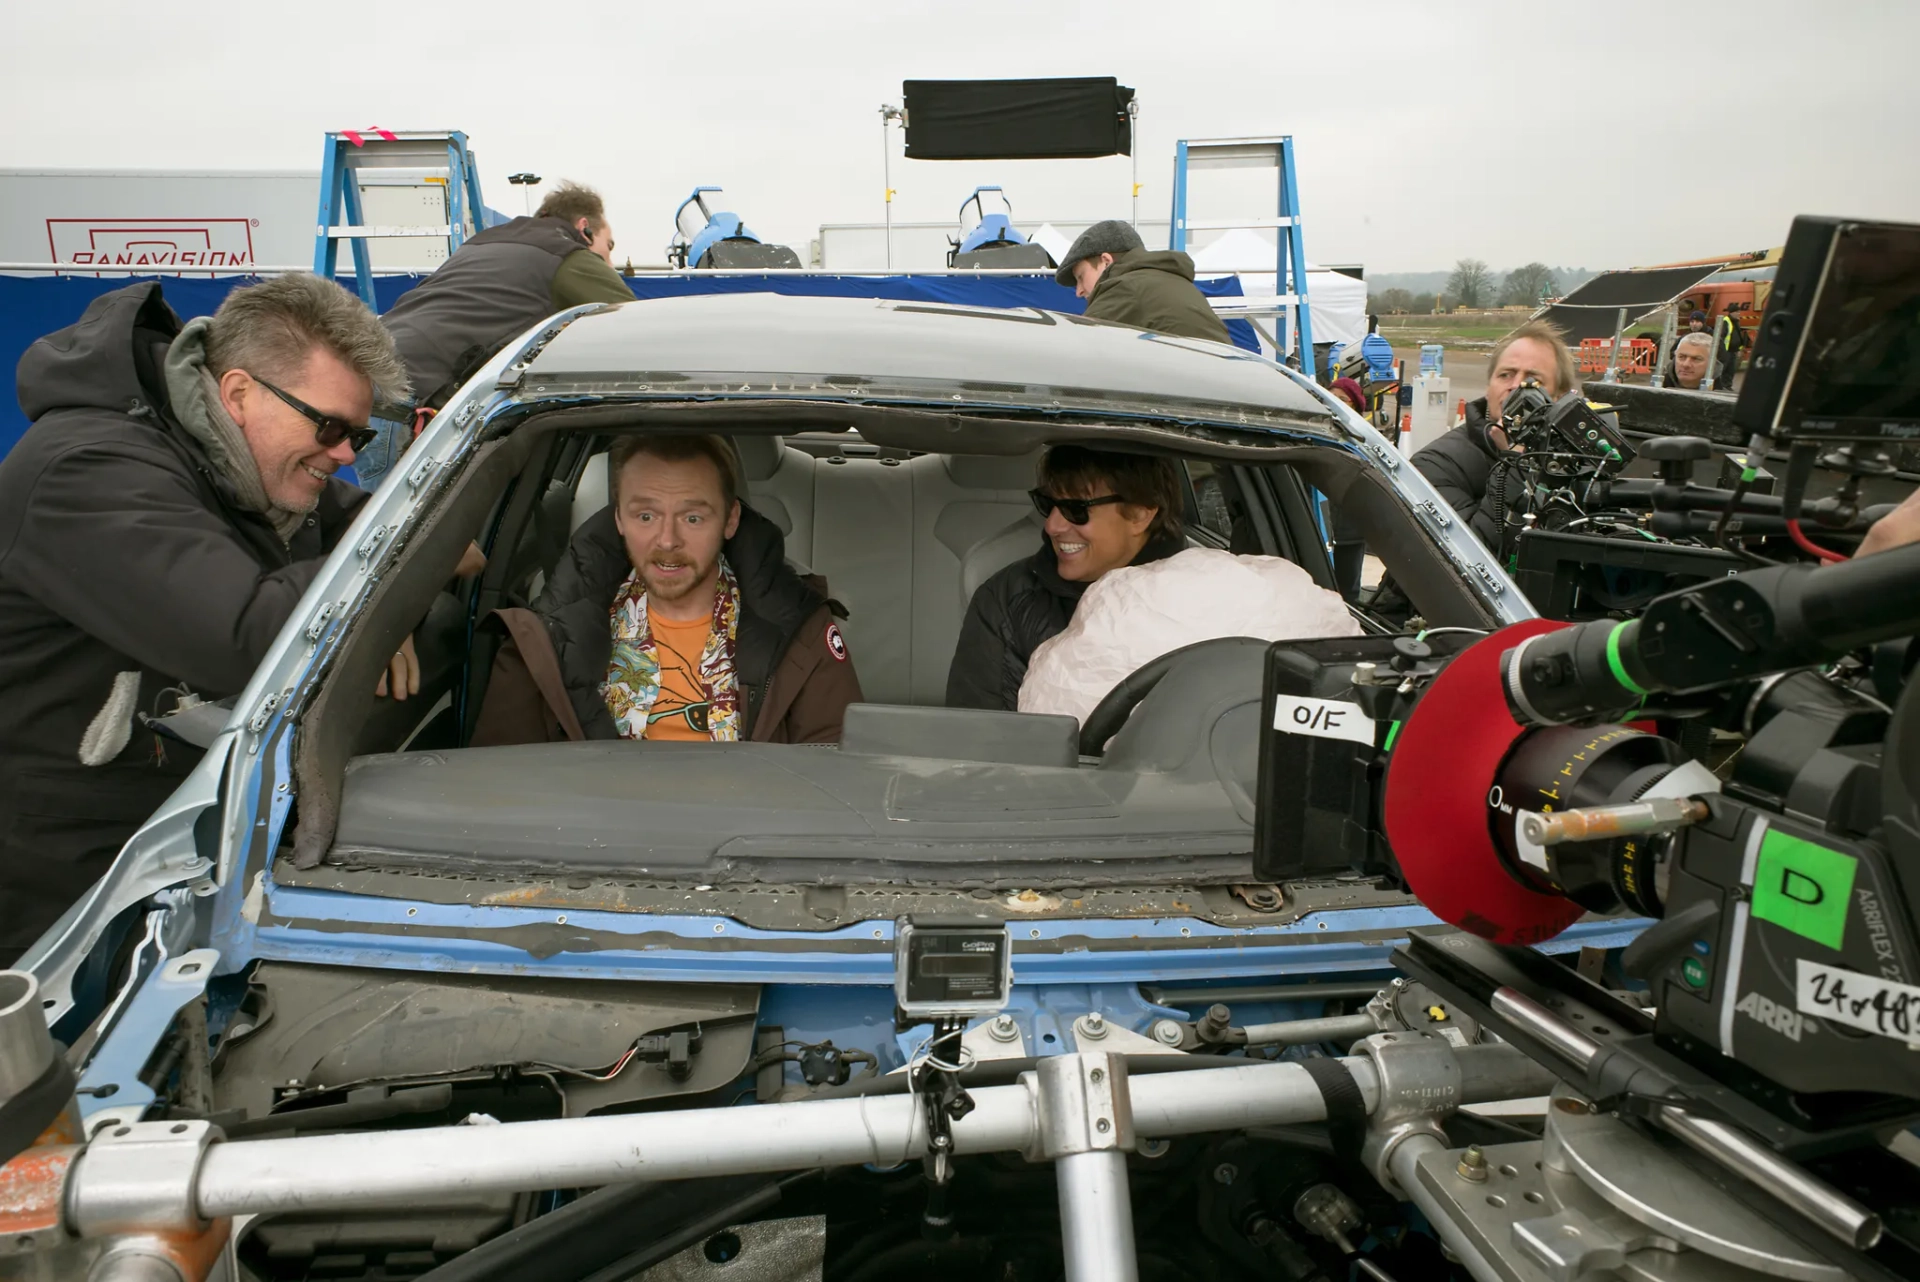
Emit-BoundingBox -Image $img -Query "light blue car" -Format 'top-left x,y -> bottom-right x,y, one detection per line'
18,295 -> 1636,1282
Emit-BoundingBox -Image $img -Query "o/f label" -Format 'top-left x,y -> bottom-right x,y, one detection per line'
1796,959 -> 1920,1047
1272,695 -> 1375,745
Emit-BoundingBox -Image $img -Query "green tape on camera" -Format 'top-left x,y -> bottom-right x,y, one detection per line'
1751,830 -> 1857,951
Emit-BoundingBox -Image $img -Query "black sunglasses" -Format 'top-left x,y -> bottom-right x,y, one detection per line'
1029,489 -> 1126,526
252,374 -> 378,454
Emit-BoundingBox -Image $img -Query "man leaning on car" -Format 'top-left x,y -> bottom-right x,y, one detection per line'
0,276 -> 425,964
473,433 -> 862,746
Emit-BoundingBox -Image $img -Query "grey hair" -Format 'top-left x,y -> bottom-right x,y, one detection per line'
202,273 -> 410,404
1676,331 -> 1713,352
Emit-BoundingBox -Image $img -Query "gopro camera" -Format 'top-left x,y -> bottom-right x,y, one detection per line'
894,917 -> 1012,1022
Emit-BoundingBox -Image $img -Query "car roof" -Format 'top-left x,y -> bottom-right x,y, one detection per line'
518,294 -> 1340,435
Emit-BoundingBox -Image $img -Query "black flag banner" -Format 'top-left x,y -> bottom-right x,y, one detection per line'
901,78 -> 1135,161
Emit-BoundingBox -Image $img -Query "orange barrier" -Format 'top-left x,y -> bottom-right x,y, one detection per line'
1578,337 -> 1656,376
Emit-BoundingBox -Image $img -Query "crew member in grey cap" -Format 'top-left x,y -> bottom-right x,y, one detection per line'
1055,219 -> 1231,343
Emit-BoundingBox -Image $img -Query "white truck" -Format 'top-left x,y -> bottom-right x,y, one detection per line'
0,168 -> 457,274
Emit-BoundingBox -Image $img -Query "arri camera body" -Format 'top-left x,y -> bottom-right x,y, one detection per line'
1256,216 -> 1920,1279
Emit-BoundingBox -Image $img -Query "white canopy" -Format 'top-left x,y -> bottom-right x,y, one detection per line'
1187,227 -> 1370,348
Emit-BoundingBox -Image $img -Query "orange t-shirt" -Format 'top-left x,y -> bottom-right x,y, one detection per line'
644,607 -> 715,741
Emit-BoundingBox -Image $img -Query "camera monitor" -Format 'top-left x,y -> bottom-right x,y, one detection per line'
1735,216 -> 1920,445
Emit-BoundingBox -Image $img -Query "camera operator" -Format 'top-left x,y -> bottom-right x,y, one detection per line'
1411,320 -> 1576,546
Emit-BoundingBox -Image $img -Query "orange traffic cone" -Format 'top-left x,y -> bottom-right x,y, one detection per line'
1454,398 -> 1466,426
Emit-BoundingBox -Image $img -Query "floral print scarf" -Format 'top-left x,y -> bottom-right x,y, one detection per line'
603,559 -> 743,741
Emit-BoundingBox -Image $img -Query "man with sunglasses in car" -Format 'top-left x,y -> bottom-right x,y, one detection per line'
946,445 -> 1186,711
0,274 -> 433,964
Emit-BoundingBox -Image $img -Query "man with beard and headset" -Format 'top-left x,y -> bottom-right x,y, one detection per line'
473,433 -> 862,744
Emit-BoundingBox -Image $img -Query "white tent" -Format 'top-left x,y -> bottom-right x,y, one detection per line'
1186,227 -> 1370,349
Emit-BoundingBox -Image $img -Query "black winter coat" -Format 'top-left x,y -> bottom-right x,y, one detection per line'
1411,397 -> 1505,548
0,283 -> 366,962
945,530 -> 1185,712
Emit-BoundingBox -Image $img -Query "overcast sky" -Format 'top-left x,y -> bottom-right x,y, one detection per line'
4,1 -> 1916,273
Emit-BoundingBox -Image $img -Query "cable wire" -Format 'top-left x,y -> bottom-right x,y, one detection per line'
1787,519 -> 1847,563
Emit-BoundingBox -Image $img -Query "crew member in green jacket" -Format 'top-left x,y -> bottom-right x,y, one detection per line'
1055,220 -> 1231,344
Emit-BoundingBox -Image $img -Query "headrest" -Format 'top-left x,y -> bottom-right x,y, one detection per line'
732,434 -> 787,481
943,451 -> 1041,491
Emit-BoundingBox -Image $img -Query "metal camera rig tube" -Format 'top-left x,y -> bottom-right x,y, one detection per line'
37,1038 -> 1550,1282
1490,983 -> 1884,1254
1505,538 -> 1920,727
1653,1106 -> 1883,1251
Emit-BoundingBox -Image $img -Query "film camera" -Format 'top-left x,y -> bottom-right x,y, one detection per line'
1256,217 -> 1920,1280
1480,222 -> 1917,620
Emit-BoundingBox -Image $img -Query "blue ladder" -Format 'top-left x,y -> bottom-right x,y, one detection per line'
313,129 -> 487,308
1168,136 -> 1316,377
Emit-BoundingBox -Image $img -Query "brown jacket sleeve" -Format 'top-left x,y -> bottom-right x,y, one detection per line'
756,609 -> 864,744
470,609 -> 587,746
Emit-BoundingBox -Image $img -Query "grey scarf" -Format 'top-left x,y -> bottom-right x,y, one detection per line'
163,319 -> 309,543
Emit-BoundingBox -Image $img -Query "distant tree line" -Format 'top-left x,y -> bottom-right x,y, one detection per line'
1369,259 -> 1563,314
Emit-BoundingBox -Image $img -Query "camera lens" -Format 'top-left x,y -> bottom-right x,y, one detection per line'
1486,724 -> 1685,916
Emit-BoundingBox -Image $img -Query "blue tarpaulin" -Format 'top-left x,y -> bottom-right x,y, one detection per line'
1,271 -> 1253,458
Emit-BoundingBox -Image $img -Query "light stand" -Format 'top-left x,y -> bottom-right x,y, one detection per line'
506,171 -> 542,217
879,104 -> 906,271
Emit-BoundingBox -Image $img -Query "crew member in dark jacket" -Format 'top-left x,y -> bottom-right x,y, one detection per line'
474,434 -> 862,745
360,181 -> 636,488
947,446 -> 1186,711
0,276 -> 418,963
1056,220 -> 1232,344
1412,320 -> 1575,548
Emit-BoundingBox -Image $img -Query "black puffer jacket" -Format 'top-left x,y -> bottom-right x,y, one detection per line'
1411,397 -> 1505,547
945,530 -> 1185,712
0,282 -> 366,962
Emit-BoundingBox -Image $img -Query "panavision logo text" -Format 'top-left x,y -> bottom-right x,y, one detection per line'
47,219 -> 256,268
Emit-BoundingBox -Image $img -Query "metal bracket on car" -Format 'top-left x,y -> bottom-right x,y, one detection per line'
1414,500 -> 1452,529
244,693 -> 282,735
356,524 -> 392,561
1366,441 -> 1401,472
1470,563 -> 1507,595
76,949 -> 220,1131
406,457 -> 439,491
1070,1013 -> 1182,1056
303,602 -> 336,642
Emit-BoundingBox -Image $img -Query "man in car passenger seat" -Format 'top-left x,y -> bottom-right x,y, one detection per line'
472,434 -> 862,745
0,276 -> 432,965
946,445 -> 1185,712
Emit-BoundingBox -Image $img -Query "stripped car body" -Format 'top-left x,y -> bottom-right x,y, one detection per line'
20,296 -> 1639,1278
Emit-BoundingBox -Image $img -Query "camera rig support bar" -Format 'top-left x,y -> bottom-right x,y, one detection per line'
1395,932 -> 1906,1272
4,1028 -> 1552,1282
1505,538 -> 1920,726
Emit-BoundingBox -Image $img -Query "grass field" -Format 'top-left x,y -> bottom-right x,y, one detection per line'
1375,316 -> 1522,349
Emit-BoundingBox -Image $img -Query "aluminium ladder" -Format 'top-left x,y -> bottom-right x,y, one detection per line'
313,129 -> 487,308
1168,136 -> 1316,377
